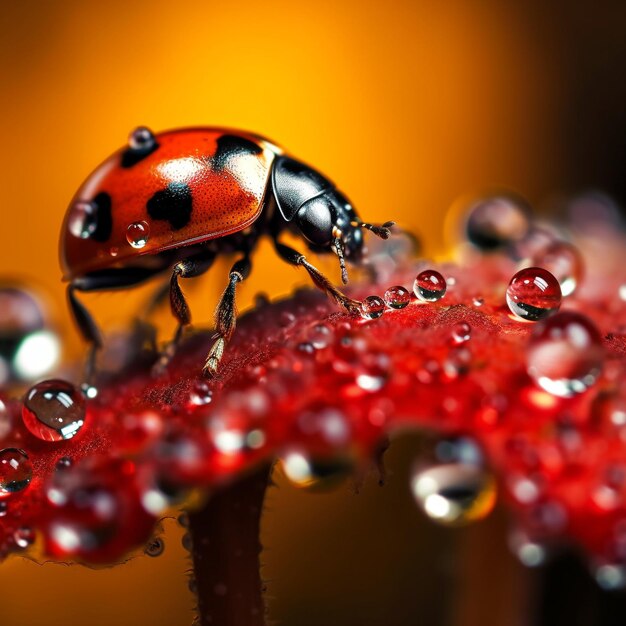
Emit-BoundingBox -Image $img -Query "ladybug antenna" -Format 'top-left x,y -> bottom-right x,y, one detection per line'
351,220 -> 395,240
332,227 -> 349,284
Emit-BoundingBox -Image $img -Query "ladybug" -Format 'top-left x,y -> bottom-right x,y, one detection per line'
60,127 -> 393,380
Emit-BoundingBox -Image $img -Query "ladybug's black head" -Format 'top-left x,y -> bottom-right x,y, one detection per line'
271,156 -> 393,283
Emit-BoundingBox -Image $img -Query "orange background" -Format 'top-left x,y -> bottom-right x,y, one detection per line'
0,1 -> 622,624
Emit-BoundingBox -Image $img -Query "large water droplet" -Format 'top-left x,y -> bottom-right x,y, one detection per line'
0,448 -> 32,495
68,201 -> 98,239
464,196 -> 530,250
527,311 -> 604,397
383,285 -> 410,309
410,462 -> 496,526
128,126 -> 156,151
361,295 -> 385,320
414,270 -> 447,302
506,267 -> 561,321
126,221 -> 150,249
532,241 -> 583,297
22,379 -> 86,441
278,451 -> 352,492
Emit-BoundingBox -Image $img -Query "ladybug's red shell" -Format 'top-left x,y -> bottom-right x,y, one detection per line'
60,128 -> 281,280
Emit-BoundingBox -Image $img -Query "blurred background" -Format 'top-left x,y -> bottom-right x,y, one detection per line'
0,0 -> 624,624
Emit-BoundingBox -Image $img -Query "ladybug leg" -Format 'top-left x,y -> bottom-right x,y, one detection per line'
153,252 -> 216,373
273,241 -> 362,315
203,256 -> 252,377
67,284 -> 103,386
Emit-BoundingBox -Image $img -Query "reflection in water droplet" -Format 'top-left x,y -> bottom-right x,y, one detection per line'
410,462 -> 496,526
126,221 -> 150,249
532,241 -> 583,297
506,267 -> 561,321
383,285 -> 410,309
414,270 -> 447,302
68,201 -> 98,239
0,448 -> 32,495
527,312 -> 604,397
464,195 -> 530,251
145,537 -> 165,557
23,379 -> 86,441
361,296 -> 385,320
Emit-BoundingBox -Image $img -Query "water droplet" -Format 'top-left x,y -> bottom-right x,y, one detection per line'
509,529 -> 547,567
80,383 -> 98,399
506,267 -> 561,321
0,448 -> 32,495
126,221 -> 150,249
278,451 -> 352,492
177,513 -> 189,528
56,456 -> 73,471
279,311 -> 296,328
128,126 -> 156,151
22,379 -> 86,441
188,380 -> 213,407
109,246 -> 119,257
451,321 -> 472,344
595,563 -> 626,591
527,311 -> 604,397
383,285 -> 410,309
472,296 -> 484,307
532,241 -> 583,297
465,196 -> 530,250
145,537 -> 165,557
414,270 -> 447,302
182,532 -> 193,552
0,501 -> 7,516
13,526 -> 35,549
410,462 -> 496,526
68,201 -> 98,239
361,295 -> 385,320
308,323 -> 333,349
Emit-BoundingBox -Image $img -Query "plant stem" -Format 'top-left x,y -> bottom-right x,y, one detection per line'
189,464 -> 271,626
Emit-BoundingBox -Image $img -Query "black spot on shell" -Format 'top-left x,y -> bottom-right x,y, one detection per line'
91,192 -> 113,242
211,135 -> 262,171
121,142 -> 160,168
147,182 -> 193,230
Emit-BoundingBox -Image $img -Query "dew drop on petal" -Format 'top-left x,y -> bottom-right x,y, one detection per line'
308,323 -> 333,349
22,379 -> 86,441
464,196 -> 530,251
0,501 -> 7,516
68,201 -> 98,239
55,456 -> 73,471
361,295 -> 385,320
506,267 -> 561,321
527,311 -> 604,398
0,448 -> 32,495
126,221 -> 150,249
383,285 -> 410,309
451,322 -> 472,344
532,241 -> 583,297
188,380 -> 213,408
410,462 -> 496,526
145,537 -> 165,557
414,270 -> 447,302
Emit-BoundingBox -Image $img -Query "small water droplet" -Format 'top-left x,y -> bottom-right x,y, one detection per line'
278,451 -> 352,492
177,513 -> 189,528
56,456 -> 73,471
506,267 -> 561,321
451,321 -> 472,344
472,296 -> 484,307
23,380 -> 86,441
595,563 -> 626,591
527,311 -> 604,397
145,537 -> 165,557
464,195 -> 530,250
0,448 -> 32,495
308,323 -> 333,349
414,270 -> 447,302
509,529 -> 547,567
279,311 -> 296,328
182,532 -> 193,552
128,126 -> 156,151
532,241 -> 583,297
80,383 -> 98,399
13,526 -> 35,549
188,380 -> 213,407
361,295 -> 385,320
109,246 -> 119,257
410,462 -> 496,526
126,221 -> 150,249
0,501 -> 7,516
383,285 -> 410,309
68,201 -> 98,239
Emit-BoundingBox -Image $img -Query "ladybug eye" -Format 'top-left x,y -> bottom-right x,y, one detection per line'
68,201 -> 98,239
128,126 -> 156,151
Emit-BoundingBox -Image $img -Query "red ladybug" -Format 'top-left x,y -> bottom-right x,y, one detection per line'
60,127 -> 393,380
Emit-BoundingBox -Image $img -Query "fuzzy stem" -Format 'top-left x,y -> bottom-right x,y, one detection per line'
189,464 -> 271,626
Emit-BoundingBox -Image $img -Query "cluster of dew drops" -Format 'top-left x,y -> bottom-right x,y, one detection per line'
0,192 -> 625,590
